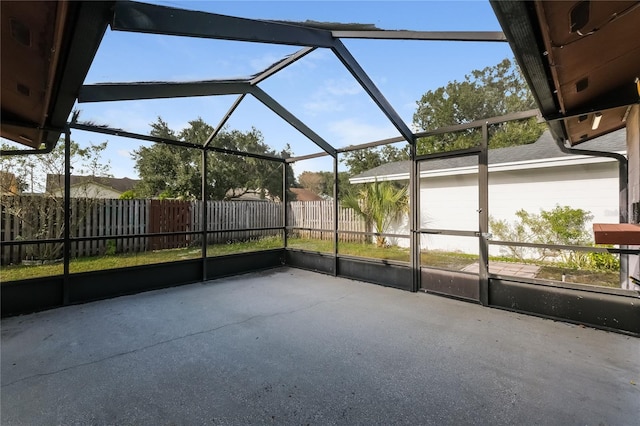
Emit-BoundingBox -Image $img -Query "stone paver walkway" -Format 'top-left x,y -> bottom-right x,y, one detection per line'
461,261 -> 540,278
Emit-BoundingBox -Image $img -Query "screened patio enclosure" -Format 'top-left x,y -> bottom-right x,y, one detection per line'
1,1 -> 638,335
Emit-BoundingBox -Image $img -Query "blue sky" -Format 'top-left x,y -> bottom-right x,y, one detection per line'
70,0 -> 514,178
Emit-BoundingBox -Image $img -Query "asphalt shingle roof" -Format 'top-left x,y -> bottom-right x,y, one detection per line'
352,129 -> 626,180
46,175 -> 139,193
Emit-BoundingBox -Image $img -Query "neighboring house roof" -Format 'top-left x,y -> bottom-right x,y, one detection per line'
290,188 -> 323,201
46,175 -> 139,194
350,129 -> 627,183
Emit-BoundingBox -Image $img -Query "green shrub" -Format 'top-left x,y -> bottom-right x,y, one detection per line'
490,205 -> 594,263
587,247 -> 620,271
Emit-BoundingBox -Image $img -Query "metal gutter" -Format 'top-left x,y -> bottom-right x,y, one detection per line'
555,136 -> 629,287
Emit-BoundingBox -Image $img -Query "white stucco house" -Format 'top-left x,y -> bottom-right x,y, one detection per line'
350,129 -> 627,255
46,175 -> 139,199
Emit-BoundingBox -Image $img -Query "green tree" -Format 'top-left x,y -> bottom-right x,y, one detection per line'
0,139 -> 111,195
132,117 -> 294,200
1,138 -> 111,260
297,170 -> 350,198
341,181 -> 408,247
341,144 -> 409,176
413,58 -> 544,154
119,190 -> 137,200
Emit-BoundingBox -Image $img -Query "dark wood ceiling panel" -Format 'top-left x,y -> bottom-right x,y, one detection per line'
534,0 -> 639,145
564,105 -> 630,144
541,1 -> 640,114
0,1 -> 59,147
558,46 -> 640,111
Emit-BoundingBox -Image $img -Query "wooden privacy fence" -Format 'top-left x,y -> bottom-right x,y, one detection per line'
1,195 -> 64,264
287,200 -> 367,242
71,198 -> 148,257
191,200 -> 283,244
149,200 -> 191,250
1,196 -> 148,264
1,197 -> 368,265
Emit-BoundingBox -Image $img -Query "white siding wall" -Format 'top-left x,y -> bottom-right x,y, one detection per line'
626,105 -> 640,289
390,161 -> 620,255
52,184 -> 122,199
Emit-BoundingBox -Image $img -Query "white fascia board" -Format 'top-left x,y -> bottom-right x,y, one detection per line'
349,173 -> 409,184
349,152 -> 625,183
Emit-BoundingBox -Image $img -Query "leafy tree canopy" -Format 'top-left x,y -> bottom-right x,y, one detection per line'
341,144 -> 409,177
1,139 -> 111,260
413,58 -> 544,155
0,139 -> 110,195
132,117 -> 294,201
297,170 -> 351,198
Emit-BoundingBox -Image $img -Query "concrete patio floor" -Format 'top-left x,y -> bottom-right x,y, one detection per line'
1,267 -> 638,425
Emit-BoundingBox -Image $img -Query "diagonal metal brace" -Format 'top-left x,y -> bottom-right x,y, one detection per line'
250,86 -> 336,157
331,39 -> 414,144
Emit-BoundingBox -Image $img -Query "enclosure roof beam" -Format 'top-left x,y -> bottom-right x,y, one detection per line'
203,94 -> 246,148
77,80 -> 335,157
78,80 -> 251,103
109,1 -> 415,146
287,109 -> 542,162
288,136 -> 408,162
286,151 -> 331,163
70,122 -> 284,162
331,30 -> 508,42
112,1 -> 335,48
331,40 -> 414,144
250,86 -> 336,157
250,47 -> 316,85
414,108 -> 541,138
338,136 -> 406,153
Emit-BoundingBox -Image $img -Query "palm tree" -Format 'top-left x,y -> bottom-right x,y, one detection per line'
341,181 -> 408,247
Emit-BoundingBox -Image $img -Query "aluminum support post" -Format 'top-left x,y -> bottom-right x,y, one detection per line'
201,149 -> 208,280
334,155 -> 339,276
410,143 -> 420,292
63,128 -> 72,304
283,162 -> 288,248
479,123 -> 490,306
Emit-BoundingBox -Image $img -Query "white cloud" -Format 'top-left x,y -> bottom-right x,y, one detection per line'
303,78 -> 361,116
117,149 -> 132,158
303,99 -> 344,115
80,106 -> 152,135
324,79 -> 360,96
250,53 -> 286,73
297,49 -> 332,70
328,118 -> 397,146
292,156 -> 334,177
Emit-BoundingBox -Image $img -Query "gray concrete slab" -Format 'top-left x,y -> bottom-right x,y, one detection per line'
1,267 -> 638,425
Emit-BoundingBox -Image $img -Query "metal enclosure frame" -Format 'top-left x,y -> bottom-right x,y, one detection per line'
1,1 -> 638,335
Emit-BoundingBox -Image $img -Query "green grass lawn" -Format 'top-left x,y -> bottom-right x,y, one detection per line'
1,237 -> 284,282
287,237 -> 411,262
0,237 -> 621,288
535,265 -> 619,288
